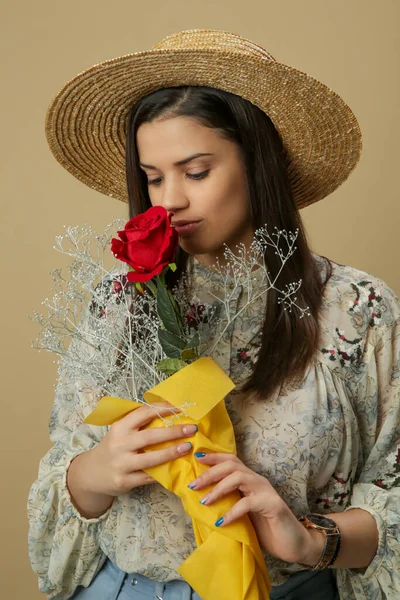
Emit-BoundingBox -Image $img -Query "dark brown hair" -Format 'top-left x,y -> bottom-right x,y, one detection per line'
125,86 -> 332,401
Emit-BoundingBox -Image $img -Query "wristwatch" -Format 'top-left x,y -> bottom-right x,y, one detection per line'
297,513 -> 341,571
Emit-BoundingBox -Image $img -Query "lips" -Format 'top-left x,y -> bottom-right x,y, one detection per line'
171,220 -> 202,227
172,220 -> 203,237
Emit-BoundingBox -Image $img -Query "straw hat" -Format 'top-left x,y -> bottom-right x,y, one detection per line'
45,29 -> 362,209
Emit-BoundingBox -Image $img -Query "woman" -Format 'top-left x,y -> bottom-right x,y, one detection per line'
28,29 -> 400,600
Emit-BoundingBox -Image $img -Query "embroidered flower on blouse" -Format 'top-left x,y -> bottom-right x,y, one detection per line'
321,328 -> 362,368
237,347 -> 251,364
372,447 -> 400,490
348,280 -> 388,334
89,274 -> 129,319
184,303 -> 207,330
315,472 -> 354,510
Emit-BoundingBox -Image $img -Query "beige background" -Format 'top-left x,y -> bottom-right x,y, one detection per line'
1,0 -> 399,597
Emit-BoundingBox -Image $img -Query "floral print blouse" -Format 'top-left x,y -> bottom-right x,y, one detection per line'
27,254 -> 400,599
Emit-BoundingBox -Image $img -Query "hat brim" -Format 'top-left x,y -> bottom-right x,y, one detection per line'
45,48 -> 362,209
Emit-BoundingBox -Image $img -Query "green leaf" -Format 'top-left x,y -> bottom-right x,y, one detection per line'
157,358 -> 187,375
158,329 -> 187,359
169,262 -> 177,272
181,348 -> 198,361
145,279 -> 157,297
157,280 -> 182,336
135,282 -> 144,295
186,332 -> 200,349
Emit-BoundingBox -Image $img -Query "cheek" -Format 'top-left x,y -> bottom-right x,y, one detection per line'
178,165 -> 251,254
201,171 -> 249,219
214,186 -> 250,232
146,189 -> 159,207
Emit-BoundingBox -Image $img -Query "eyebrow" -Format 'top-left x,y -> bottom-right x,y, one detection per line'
139,153 -> 214,170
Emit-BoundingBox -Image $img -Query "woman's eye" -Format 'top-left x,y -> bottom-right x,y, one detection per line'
147,170 -> 209,186
147,177 -> 163,186
187,170 -> 209,181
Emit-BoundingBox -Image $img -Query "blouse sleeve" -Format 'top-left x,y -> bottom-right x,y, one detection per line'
338,279 -> 400,598
27,302 -> 116,599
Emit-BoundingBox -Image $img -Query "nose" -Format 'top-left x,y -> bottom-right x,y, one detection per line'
157,175 -> 189,213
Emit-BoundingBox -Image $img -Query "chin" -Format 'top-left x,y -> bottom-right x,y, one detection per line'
178,238 -> 209,256
178,227 -> 227,257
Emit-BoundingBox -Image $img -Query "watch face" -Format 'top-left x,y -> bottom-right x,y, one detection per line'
307,513 -> 337,530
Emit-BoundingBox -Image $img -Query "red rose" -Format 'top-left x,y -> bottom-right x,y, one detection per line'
111,206 -> 179,283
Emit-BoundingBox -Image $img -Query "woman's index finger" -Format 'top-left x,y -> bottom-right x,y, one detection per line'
117,402 -> 181,430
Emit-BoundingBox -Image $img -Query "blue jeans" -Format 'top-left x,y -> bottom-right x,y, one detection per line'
71,559 -> 202,600
71,558 -> 339,600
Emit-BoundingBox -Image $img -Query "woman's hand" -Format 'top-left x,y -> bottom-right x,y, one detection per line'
188,452 -> 322,565
67,402 -> 196,518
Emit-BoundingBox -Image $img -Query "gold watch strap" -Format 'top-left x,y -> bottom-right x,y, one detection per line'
297,515 -> 341,571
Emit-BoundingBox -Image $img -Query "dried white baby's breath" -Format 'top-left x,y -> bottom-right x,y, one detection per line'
31,220 -> 308,423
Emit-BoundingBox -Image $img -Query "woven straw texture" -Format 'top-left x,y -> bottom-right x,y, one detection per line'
45,29 -> 362,208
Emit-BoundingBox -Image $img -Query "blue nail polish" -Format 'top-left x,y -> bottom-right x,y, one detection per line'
194,452 -> 206,458
187,483 -> 196,489
215,517 -> 224,527
200,498 -> 208,505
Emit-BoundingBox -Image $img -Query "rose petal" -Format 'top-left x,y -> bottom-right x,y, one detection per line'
127,263 -> 165,283
111,206 -> 176,278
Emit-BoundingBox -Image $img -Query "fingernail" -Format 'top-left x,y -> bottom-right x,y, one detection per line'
177,442 -> 192,454
200,496 -> 208,505
187,482 -> 196,489
194,452 -> 206,458
183,424 -> 198,435
215,517 -> 224,527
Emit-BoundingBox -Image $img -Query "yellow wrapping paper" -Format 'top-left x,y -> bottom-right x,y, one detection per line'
84,357 -> 271,600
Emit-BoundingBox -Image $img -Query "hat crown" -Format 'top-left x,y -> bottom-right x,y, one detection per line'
152,29 -> 276,62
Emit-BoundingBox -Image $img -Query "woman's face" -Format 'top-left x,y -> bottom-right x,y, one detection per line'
136,116 -> 253,267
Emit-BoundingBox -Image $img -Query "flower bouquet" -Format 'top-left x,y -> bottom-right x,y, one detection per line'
33,207 -> 307,600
